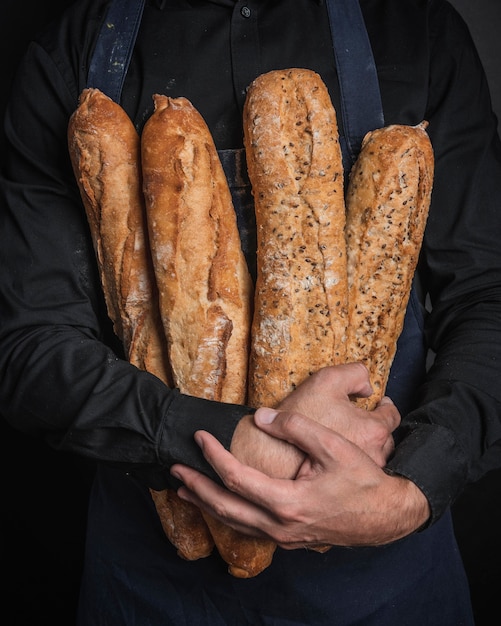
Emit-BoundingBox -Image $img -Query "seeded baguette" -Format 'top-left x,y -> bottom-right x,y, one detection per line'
68,88 -> 214,562
345,122 -> 434,410
244,69 -> 348,407
141,94 -> 276,578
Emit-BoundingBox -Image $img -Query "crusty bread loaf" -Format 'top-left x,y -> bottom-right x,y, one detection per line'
69,82 -> 432,573
345,122 -> 434,409
141,95 -> 253,403
68,88 -> 214,562
141,94 -> 276,577
244,69 -> 348,407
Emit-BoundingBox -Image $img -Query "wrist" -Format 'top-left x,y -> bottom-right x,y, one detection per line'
383,472 -> 431,538
230,414 -> 304,478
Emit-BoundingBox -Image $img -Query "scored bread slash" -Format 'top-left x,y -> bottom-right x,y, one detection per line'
141,94 -> 276,578
345,122 -> 434,410
244,68 -> 348,408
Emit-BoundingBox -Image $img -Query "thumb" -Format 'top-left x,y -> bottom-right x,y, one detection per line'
253,407 -> 348,463
254,407 -> 279,424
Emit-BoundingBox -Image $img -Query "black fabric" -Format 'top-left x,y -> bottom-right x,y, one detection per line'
77,465 -> 474,626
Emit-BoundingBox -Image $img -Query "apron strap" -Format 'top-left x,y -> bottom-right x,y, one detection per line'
325,0 -> 385,170
87,0 -> 146,102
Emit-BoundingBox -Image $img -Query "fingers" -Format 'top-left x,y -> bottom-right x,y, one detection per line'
374,395 -> 401,432
328,361 -> 373,399
171,419 -> 352,527
277,362 -> 373,415
170,414 -> 396,548
173,476 -> 275,541
356,396 -> 399,465
254,402 -> 398,469
253,407 -> 353,464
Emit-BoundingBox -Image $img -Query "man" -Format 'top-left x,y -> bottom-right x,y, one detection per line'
1,0 -> 500,623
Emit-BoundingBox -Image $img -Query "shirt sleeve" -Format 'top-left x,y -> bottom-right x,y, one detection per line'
386,1 -> 501,523
0,38 -> 248,490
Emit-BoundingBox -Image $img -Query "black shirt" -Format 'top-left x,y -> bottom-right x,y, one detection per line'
1,0 -> 501,524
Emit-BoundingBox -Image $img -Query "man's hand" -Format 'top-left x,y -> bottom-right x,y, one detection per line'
230,362 -> 400,480
171,409 -> 430,548
277,362 -> 400,466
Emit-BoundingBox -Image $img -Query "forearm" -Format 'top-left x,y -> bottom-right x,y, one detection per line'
0,321 -> 252,494
390,302 -> 501,523
0,324 -> 165,455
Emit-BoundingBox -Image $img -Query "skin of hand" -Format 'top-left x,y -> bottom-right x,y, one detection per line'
230,362 -> 400,479
170,410 -> 430,548
170,362 -> 430,548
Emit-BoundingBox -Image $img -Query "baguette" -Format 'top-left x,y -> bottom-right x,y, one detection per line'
244,69 -> 348,407
141,95 -> 252,403
68,88 -> 214,562
141,94 -> 275,577
345,122 -> 434,410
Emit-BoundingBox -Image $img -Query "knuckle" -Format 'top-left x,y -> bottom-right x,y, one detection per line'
280,410 -> 307,433
316,365 -> 335,383
211,500 -> 230,519
285,411 -> 305,429
273,499 -> 301,525
222,468 -> 243,492
350,361 -> 370,379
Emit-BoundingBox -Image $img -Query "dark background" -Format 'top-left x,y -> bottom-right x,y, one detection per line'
1,1 -> 500,624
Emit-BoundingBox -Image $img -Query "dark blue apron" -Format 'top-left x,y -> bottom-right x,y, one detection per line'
77,1 -> 473,624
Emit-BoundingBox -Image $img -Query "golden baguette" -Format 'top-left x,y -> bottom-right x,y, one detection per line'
244,68 -> 348,407
345,122 -> 434,410
68,88 -> 214,562
141,94 -> 276,578
141,95 -> 252,404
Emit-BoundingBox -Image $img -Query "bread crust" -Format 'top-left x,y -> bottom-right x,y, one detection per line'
345,122 -> 434,409
244,69 -> 348,407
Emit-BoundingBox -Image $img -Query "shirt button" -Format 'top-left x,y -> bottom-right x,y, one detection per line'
241,6 -> 251,18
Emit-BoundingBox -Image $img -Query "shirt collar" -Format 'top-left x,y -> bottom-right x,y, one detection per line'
154,0 -> 323,8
